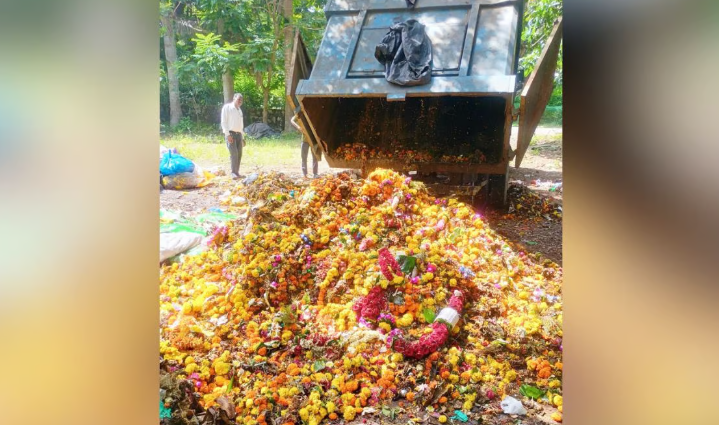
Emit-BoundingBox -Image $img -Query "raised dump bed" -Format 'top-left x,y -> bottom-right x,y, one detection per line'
287,0 -> 562,205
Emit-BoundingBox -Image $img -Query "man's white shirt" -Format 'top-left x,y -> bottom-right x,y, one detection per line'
221,103 -> 244,136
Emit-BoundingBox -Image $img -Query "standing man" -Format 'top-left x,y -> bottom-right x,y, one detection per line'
221,93 -> 245,179
291,113 -> 318,179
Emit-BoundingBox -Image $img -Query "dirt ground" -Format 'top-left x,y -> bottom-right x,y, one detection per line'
160,128 -> 563,264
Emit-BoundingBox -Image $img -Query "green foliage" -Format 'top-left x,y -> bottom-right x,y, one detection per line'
520,0 -> 563,85
422,308 -> 436,323
191,32 -> 240,74
294,0 -> 327,60
519,384 -> 545,400
396,254 -> 417,275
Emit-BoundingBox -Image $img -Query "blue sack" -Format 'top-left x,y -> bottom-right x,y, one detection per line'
160,151 -> 195,176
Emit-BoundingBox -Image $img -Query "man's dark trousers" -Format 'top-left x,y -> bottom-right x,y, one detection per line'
226,131 -> 243,175
301,140 -> 318,176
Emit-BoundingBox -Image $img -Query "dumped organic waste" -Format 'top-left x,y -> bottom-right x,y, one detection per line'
335,143 -> 487,164
505,183 -> 563,220
160,169 -> 563,425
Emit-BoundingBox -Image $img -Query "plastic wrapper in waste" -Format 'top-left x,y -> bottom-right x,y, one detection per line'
161,166 -> 214,190
500,396 -> 527,415
160,232 -> 203,263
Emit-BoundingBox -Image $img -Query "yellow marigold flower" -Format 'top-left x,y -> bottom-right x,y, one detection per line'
553,395 -> 563,407
343,406 -> 356,421
326,401 -> 336,413
378,322 -> 392,332
438,415 -> 448,423
213,361 -> 230,376
550,412 -> 562,422
299,408 -> 309,421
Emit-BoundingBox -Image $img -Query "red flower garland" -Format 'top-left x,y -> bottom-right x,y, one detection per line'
352,286 -> 387,322
378,247 -> 402,281
390,291 -> 465,359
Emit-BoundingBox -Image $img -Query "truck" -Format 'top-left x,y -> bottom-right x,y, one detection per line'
287,0 -> 562,206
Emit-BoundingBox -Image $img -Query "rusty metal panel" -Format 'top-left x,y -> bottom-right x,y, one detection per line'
514,17 -> 562,168
325,156 -> 509,175
470,4 -> 518,76
286,31 -> 312,112
286,32 -> 322,157
297,75 -> 515,97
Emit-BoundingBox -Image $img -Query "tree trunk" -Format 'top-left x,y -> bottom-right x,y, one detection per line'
222,71 -> 234,104
262,86 -> 270,124
217,18 -> 234,105
160,13 -> 182,127
282,0 -> 294,132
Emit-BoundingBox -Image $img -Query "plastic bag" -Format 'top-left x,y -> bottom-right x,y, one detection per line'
160,232 -> 203,263
195,211 -> 238,226
160,151 -> 195,176
161,166 -> 214,190
375,19 -> 432,86
159,145 -> 178,160
500,396 -> 527,415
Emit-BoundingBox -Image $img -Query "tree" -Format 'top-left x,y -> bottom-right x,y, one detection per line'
282,0 -> 294,131
236,0 -> 286,124
160,1 -> 183,127
192,0 -> 252,103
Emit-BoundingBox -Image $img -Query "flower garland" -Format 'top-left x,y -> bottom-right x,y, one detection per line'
352,286 -> 387,323
353,245 -> 467,358
378,247 -> 402,280
389,290 -> 465,359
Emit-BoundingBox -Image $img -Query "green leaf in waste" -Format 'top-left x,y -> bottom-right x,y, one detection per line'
396,254 -> 417,275
227,376 -> 234,393
312,360 -> 326,372
519,384 -> 545,400
422,308 -> 436,323
381,407 -> 396,420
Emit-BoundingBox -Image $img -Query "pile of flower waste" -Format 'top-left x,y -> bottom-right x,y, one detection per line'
335,144 -> 487,164
504,184 -> 563,221
160,169 -> 563,425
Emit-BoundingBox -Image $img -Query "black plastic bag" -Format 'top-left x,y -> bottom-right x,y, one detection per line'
375,19 -> 432,86
244,122 -> 280,139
